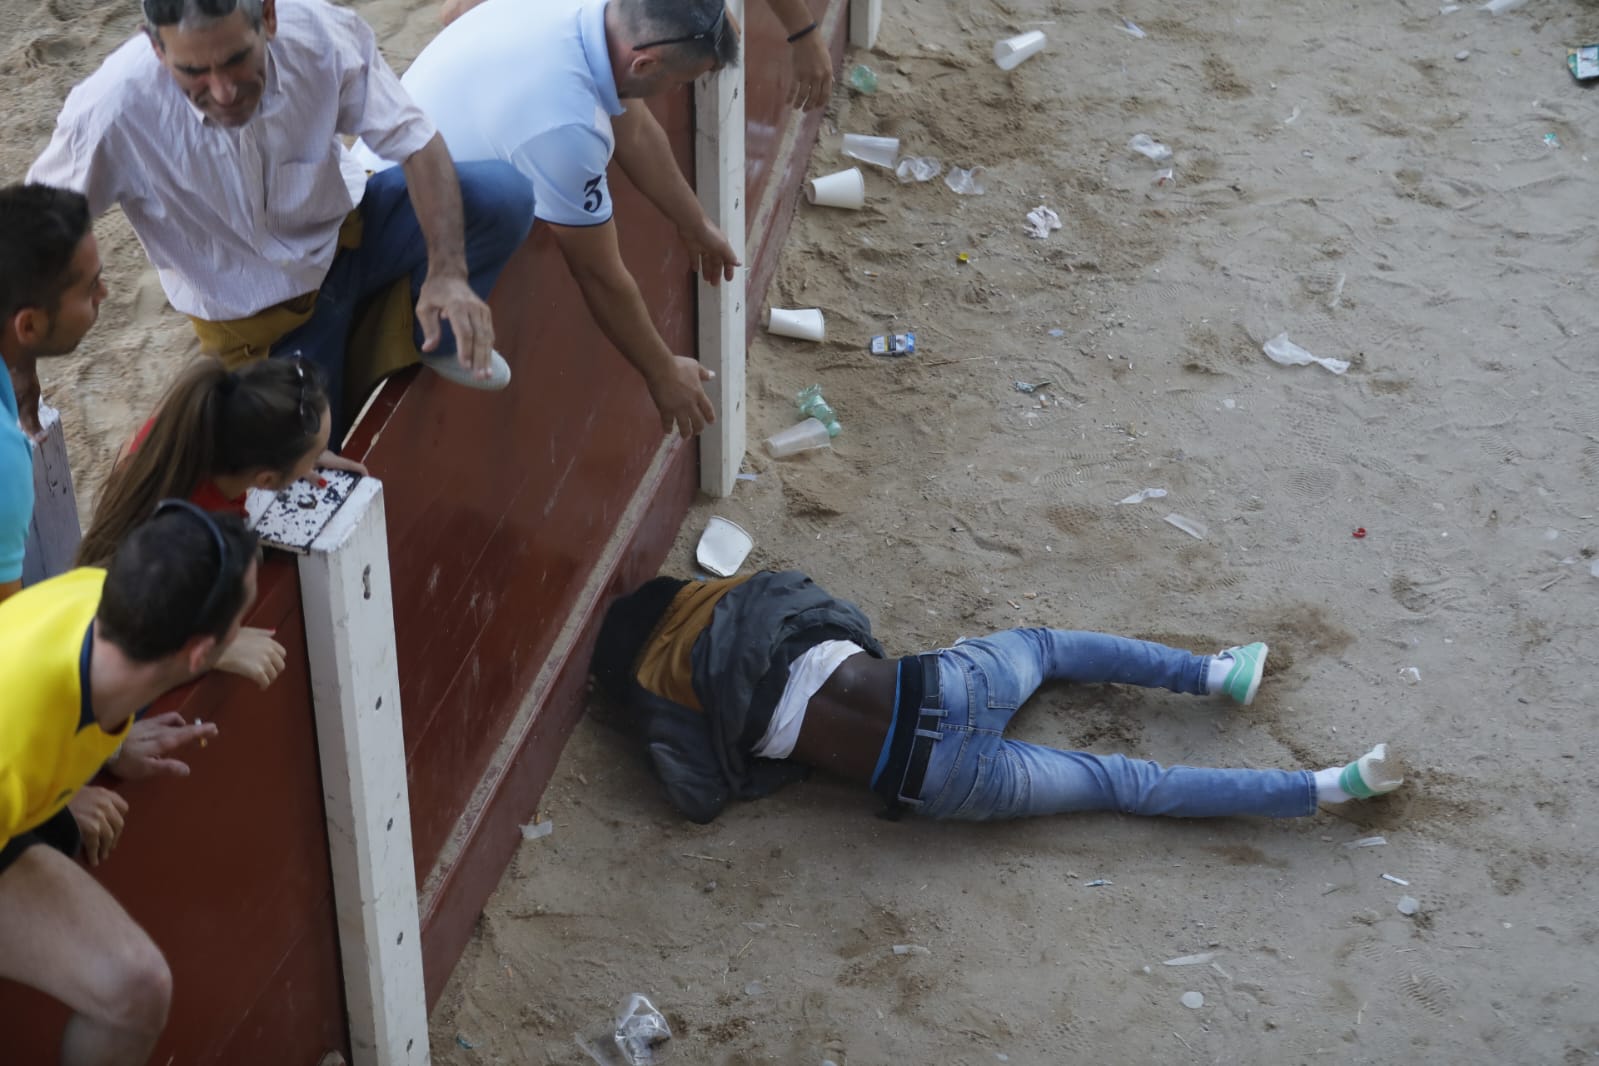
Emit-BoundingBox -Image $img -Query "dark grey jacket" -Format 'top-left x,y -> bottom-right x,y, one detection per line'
602,570 -> 883,823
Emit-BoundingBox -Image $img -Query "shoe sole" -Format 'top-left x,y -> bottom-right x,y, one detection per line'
1359,742 -> 1406,794
420,354 -> 512,392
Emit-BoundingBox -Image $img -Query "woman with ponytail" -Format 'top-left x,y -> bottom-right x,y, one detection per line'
77,355 -> 365,686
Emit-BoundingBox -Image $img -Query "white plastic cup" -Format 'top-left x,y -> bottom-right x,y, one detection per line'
841,133 -> 900,169
806,167 -> 867,209
994,30 -> 1047,71
766,307 -> 826,341
765,417 -> 832,457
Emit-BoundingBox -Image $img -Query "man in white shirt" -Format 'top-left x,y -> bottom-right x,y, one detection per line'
363,0 -> 742,439
27,0 -> 535,437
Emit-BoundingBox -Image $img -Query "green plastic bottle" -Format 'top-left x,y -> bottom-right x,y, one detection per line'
847,64 -> 878,94
795,384 -> 842,437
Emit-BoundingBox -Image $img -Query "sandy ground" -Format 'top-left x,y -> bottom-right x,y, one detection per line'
6,0 -> 1599,1061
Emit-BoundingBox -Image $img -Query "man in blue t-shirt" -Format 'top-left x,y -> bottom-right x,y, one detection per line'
0,184 -> 108,604
359,0 -> 743,440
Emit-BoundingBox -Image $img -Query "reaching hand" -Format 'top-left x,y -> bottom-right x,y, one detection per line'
68,786 -> 128,867
216,626 -> 288,690
416,274 -> 496,381
107,712 -> 219,781
679,220 -> 742,285
788,32 -> 834,112
649,356 -> 717,439
316,450 -> 370,477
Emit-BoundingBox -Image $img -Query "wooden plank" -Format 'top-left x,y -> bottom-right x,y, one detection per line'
850,0 -> 881,49
297,477 -> 429,1066
21,401 -> 80,586
695,0 -> 749,498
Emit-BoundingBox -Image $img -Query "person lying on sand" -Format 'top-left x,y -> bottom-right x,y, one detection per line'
592,570 -> 1405,823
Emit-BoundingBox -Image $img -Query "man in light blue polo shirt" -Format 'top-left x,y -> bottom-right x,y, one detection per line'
359,0 -> 741,440
0,184 -> 107,604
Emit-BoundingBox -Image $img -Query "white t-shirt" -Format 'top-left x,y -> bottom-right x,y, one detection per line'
355,0 -> 622,227
753,641 -> 866,760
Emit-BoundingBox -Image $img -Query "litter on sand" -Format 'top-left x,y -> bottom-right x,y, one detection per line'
1024,205 -> 1062,238
892,944 -> 931,956
1397,895 -> 1421,916
1162,953 -> 1216,966
1163,513 -> 1208,540
1263,333 -> 1350,374
1084,878 -> 1113,887
1344,835 -> 1388,848
945,166 -> 988,195
1117,488 -> 1168,505
1180,991 -> 1205,1009
1013,379 -> 1052,393
1381,873 -> 1411,886
520,819 -> 554,840
1119,17 -> 1148,37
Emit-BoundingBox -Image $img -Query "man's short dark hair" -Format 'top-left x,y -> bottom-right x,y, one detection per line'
624,0 -> 740,71
97,509 -> 260,662
142,0 -> 263,33
0,184 -> 91,323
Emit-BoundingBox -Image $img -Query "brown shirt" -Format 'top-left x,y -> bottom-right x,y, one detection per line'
632,576 -> 750,712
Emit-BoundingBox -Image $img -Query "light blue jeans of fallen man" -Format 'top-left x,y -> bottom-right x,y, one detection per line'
910,628 -> 1316,821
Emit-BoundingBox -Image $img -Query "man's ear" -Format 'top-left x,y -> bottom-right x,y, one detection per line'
261,0 -> 278,37
11,307 -> 49,347
629,52 -> 660,81
184,634 -> 220,677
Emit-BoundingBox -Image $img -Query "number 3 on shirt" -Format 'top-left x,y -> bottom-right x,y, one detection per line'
583,176 -> 604,214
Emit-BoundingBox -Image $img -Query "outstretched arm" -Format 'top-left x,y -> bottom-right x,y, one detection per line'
548,219 -> 716,439
400,134 -> 496,378
610,103 -> 740,285
763,0 -> 832,110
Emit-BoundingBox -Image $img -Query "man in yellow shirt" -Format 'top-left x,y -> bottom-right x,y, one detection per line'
0,501 -> 259,1066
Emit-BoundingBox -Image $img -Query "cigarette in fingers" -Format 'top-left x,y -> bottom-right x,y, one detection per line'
195,717 -> 208,748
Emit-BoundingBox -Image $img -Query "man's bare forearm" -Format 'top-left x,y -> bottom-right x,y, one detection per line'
612,107 -> 705,234
401,134 -> 470,280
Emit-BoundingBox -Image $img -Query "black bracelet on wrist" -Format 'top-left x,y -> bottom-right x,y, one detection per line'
787,22 -> 818,43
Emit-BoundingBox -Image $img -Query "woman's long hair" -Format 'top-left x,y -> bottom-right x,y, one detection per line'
77,356 -> 328,567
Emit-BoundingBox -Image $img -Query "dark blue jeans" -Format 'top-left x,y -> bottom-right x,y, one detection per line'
275,160 -> 534,437
912,629 -> 1316,821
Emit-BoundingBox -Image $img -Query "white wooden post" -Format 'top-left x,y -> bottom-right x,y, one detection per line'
21,402 -> 80,586
694,0 -> 747,499
296,478 -> 429,1066
850,0 -> 881,49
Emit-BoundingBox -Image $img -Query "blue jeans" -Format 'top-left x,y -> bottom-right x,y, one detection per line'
910,629 -> 1316,821
274,160 -> 535,436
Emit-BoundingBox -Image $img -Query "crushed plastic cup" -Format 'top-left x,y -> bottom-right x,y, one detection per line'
575,993 -> 673,1066
896,156 -> 943,183
766,417 -> 833,458
1263,332 -> 1350,375
806,167 -> 867,209
1117,488 -> 1168,505
1119,17 -> 1148,37
766,307 -> 826,341
1397,895 -> 1421,916
993,30 -> 1047,70
1024,205 -> 1062,238
945,166 -> 987,195
842,133 -> 900,169
1127,133 -> 1173,163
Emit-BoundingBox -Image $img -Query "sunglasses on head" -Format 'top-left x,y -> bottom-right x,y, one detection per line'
634,4 -> 727,52
152,498 -> 231,627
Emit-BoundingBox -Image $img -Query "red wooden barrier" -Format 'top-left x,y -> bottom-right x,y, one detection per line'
0,2 -> 843,1058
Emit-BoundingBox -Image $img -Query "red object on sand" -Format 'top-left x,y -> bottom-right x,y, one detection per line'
1352,527 -> 1367,538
